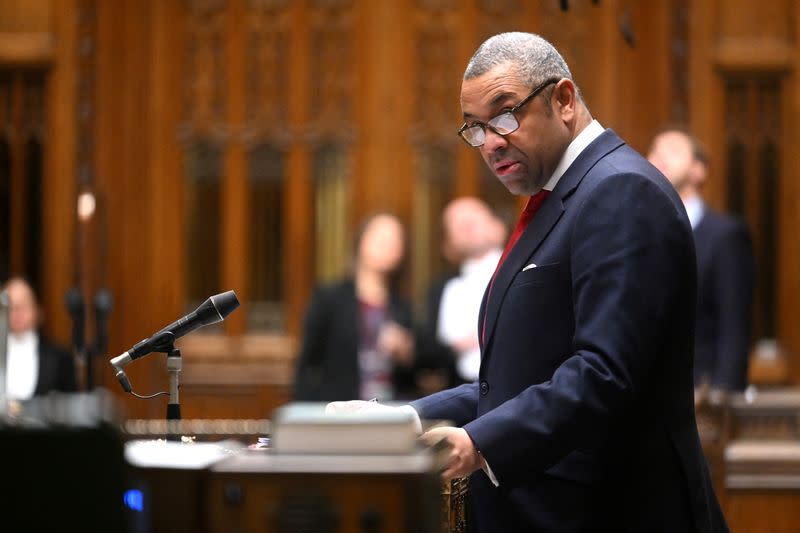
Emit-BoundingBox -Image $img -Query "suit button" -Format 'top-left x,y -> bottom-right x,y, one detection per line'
480,381 -> 489,396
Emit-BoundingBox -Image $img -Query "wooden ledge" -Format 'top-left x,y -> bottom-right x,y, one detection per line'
0,32 -> 53,65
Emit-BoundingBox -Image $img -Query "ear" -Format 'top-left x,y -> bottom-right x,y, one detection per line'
552,79 -> 577,122
689,159 -> 707,188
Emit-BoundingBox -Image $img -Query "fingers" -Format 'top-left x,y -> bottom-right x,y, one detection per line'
441,464 -> 459,481
419,426 -> 449,446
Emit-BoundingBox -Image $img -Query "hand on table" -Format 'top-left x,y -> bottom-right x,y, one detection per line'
419,426 -> 482,481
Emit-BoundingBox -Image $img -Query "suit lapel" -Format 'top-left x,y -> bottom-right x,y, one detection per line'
480,129 -> 625,355
34,342 -> 53,395
481,195 -> 564,352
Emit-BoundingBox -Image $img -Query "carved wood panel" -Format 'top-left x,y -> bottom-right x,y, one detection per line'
410,0 -> 461,302
723,75 -> 782,341
308,0 -> 354,283
27,0 -> 800,420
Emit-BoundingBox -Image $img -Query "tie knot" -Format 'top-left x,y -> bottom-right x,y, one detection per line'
521,189 -> 551,222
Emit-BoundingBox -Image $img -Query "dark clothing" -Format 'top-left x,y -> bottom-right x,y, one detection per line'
34,337 -> 78,395
425,274 -> 453,336
412,130 -> 727,532
293,279 -> 416,402
693,210 -> 754,391
418,274 -> 463,388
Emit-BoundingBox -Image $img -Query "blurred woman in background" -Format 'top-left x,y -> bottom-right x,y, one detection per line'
293,212 -> 418,402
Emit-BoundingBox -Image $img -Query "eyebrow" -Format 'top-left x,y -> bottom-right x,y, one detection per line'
462,91 -> 518,120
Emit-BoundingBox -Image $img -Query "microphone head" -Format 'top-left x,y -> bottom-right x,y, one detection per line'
65,287 -> 85,315
192,290 -> 240,328
210,290 -> 240,319
94,289 -> 113,316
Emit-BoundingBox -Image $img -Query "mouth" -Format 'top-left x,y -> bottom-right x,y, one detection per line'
494,161 -> 520,176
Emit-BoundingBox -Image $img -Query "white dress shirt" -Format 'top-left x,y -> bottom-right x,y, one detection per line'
683,195 -> 705,229
542,119 -> 605,192
437,248 -> 503,381
6,330 -> 40,401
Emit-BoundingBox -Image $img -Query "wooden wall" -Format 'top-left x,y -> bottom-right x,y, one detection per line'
1,0 -> 799,420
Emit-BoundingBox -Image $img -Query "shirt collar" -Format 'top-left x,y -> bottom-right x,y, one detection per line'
461,248 -> 502,277
9,329 -> 37,346
543,119 -> 605,191
683,195 -> 705,229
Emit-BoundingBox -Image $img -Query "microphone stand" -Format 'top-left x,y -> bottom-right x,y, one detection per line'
118,330 -> 183,442
165,345 -> 182,442
0,290 -> 8,419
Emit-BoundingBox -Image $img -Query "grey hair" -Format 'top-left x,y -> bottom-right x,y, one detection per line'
464,32 -> 582,101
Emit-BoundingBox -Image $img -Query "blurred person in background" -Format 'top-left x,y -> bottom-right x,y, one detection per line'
435,196 -> 506,384
648,129 -> 754,393
3,276 -> 77,400
293,212 -> 418,402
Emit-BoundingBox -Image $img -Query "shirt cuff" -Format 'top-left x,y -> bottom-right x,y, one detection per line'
480,453 -> 500,487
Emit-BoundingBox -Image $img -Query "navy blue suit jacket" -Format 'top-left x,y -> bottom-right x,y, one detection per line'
411,130 -> 727,532
693,210 -> 754,391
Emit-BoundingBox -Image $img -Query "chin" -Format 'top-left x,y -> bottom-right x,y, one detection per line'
501,179 -> 530,196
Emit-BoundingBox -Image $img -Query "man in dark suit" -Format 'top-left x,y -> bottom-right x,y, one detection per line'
4,277 -> 77,399
330,32 -> 726,531
648,130 -> 754,392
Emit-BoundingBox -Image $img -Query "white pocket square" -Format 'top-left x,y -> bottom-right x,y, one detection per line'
522,263 -> 537,272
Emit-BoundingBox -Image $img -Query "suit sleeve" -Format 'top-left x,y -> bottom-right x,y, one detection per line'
293,286 -> 331,401
463,173 -> 694,482
710,219 -> 754,390
410,382 -> 480,427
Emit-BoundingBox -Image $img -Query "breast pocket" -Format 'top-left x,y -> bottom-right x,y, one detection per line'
510,262 -> 565,288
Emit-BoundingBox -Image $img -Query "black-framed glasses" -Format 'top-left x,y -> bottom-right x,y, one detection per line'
457,77 -> 560,147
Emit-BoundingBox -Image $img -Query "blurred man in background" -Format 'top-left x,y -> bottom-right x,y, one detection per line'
3,276 -> 77,400
648,129 -> 755,392
435,197 -> 505,383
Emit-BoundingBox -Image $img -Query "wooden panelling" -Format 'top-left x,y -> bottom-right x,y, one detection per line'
782,10 -> 800,383
689,0 -> 727,211
0,33 -> 53,65
725,491 -> 800,533
15,0 -> 795,421
0,0 -> 51,33
725,440 -> 800,533
284,0 -> 312,337
42,0 -> 77,346
0,0 -> 52,66
359,0 -> 414,221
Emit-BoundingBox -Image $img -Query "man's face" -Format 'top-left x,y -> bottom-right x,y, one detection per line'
6,280 -> 38,335
647,131 -> 693,190
443,201 -> 494,261
460,63 -> 569,196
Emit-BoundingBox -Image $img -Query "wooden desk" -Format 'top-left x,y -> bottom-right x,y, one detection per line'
724,440 -> 800,532
728,390 -> 800,440
207,452 -> 443,533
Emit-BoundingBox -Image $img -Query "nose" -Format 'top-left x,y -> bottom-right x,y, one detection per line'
481,128 -> 508,154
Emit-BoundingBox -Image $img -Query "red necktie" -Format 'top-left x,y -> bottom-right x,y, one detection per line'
482,189 -> 551,344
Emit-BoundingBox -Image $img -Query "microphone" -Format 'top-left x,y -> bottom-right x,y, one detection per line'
93,289 -> 113,356
65,288 -> 86,356
109,290 -> 239,392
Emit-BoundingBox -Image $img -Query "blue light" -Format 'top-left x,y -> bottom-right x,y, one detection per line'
124,489 -> 144,512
